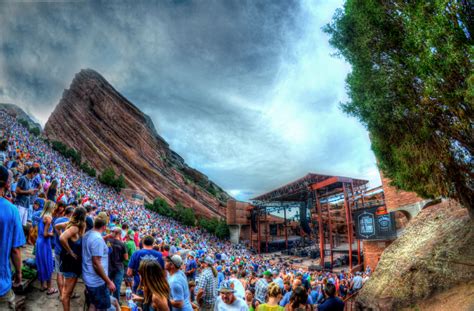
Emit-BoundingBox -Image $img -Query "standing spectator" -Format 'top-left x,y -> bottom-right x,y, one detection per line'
287,286 -> 311,311
272,270 -> 284,289
35,200 -> 57,295
217,266 -> 225,289
185,252 -> 197,282
244,290 -> 255,311
46,179 -> 58,202
317,283 -> 344,311
59,207 -> 87,311
123,230 -> 136,289
279,279 -> 313,307
82,218 -> 116,310
53,206 -> 74,300
0,166 -> 25,309
256,282 -> 284,311
195,256 -> 217,311
106,227 -> 128,301
254,271 -> 272,305
350,272 -> 363,293
127,235 -> 164,293
214,281 -> 249,311
338,279 -> 348,299
165,254 -> 193,311
15,167 -> 37,227
133,259 -> 170,311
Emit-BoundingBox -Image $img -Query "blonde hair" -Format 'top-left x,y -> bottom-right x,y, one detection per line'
267,282 -> 282,298
41,200 -> 56,218
138,260 -> 170,305
96,212 -> 109,225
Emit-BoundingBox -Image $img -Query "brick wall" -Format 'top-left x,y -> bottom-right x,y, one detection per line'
362,172 -> 424,270
380,174 -> 424,211
363,240 -> 393,270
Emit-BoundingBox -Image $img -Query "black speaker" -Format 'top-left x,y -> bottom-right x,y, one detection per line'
310,250 -> 320,259
251,210 -> 258,233
300,200 -> 311,234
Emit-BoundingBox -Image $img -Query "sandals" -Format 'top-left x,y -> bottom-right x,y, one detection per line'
46,288 -> 59,296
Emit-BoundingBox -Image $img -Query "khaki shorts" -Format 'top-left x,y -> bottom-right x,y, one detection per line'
0,289 -> 15,310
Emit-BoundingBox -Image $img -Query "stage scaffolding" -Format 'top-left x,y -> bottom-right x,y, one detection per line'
251,173 -> 375,270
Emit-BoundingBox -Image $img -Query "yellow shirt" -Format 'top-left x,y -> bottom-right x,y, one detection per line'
257,304 -> 284,311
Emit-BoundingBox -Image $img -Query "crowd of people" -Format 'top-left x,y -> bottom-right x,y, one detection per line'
0,111 -> 369,310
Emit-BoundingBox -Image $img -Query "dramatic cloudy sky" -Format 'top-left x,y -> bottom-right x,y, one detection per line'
0,0 -> 381,200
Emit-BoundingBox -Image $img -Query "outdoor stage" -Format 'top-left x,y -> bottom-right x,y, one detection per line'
249,173 -> 384,270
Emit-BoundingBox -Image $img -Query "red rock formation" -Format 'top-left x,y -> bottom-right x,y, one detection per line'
44,69 -> 230,218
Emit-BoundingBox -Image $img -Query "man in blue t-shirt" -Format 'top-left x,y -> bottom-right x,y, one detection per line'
0,166 -> 26,309
15,167 -> 36,226
165,255 -> 193,311
82,217 -> 116,310
185,251 -> 197,281
127,235 -> 164,293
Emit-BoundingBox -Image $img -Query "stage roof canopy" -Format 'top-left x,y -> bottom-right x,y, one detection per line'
252,173 -> 368,202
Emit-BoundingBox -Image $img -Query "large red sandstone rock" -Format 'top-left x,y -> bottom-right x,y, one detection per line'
356,200 -> 474,310
44,69 -> 230,218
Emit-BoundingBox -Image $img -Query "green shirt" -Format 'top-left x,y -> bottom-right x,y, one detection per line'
124,240 -> 136,267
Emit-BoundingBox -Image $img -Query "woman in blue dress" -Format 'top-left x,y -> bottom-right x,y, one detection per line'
36,200 -> 58,295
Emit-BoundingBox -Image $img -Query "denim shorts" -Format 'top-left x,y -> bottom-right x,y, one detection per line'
86,284 -> 111,310
63,272 -> 79,279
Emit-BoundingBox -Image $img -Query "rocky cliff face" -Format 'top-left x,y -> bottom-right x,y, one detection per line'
356,200 -> 474,310
44,69 -> 231,218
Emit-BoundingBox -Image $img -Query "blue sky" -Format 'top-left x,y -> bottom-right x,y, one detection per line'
0,0 -> 381,201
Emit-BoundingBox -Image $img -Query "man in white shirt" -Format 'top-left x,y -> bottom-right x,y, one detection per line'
214,281 -> 249,311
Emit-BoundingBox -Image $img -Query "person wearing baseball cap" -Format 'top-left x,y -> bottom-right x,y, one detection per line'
165,255 -> 193,311
0,166 -> 26,309
214,281 -> 249,310
185,251 -> 197,282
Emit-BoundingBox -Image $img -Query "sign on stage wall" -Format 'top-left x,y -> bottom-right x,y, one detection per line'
353,206 -> 397,240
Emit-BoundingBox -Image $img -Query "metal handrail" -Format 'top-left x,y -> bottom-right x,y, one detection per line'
343,291 -> 359,311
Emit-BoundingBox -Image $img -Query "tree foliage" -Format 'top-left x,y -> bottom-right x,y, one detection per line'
80,162 -> 97,177
98,167 -> 127,191
144,197 -> 229,237
325,0 -> 473,216
198,217 -> 230,238
51,140 -> 81,164
18,119 -> 41,137
145,199 -> 197,226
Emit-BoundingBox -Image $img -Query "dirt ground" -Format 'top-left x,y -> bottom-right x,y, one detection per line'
19,244 -> 129,311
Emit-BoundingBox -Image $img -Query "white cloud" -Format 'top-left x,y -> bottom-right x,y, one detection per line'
0,0 -> 381,201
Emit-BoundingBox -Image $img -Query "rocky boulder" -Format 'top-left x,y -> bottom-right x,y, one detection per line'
44,69 -> 231,218
356,200 -> 474,310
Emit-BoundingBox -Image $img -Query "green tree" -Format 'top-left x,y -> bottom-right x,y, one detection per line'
29,127 -> 40,136
99,167 -> 117,186
114,174 -> 127,190
215,220 -> 230,238
181,207 -> 196,226
325,0 -> 473,217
